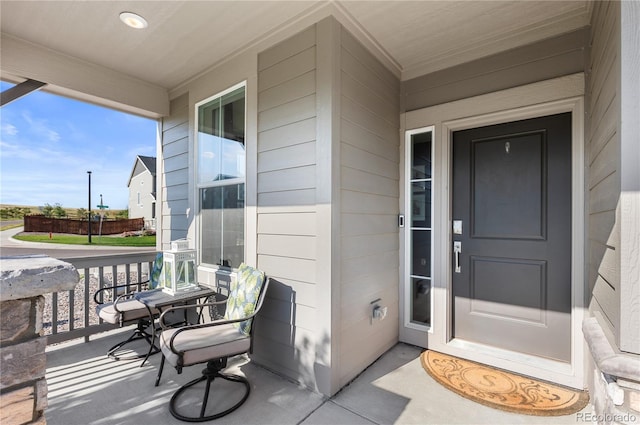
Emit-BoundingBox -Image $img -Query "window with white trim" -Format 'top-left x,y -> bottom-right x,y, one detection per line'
196,84 -> 245,268
405,127 -> 434,328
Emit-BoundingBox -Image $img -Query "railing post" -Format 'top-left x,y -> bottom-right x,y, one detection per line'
83,270 -> 90,343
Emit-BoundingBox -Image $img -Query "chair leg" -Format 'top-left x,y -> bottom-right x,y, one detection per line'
155,355 -> 166,387
169,360 -> 251,422
107,319 -> 160,362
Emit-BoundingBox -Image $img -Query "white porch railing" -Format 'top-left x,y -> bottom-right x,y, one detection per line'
45,252 -> 157,345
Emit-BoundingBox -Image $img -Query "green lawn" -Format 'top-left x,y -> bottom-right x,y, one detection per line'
14,234 -> 156,247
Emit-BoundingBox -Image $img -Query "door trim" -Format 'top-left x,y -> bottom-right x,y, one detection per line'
400,73 -> 585,389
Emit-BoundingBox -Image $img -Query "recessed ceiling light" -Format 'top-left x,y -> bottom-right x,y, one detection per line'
119,12 -> 148,29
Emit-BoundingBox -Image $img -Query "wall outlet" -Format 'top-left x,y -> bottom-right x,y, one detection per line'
372,305 -> 388,321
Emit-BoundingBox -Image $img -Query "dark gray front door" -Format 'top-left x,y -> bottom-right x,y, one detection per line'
452,113 -> 572,362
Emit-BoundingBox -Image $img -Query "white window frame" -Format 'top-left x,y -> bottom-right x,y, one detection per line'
194,81 -> 247,269
404,126 -> 435,332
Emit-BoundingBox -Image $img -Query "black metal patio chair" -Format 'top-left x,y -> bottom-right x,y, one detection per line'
155,263 -> 270,422
94,252 -> 163,362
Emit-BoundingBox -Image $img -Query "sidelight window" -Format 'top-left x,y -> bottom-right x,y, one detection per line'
406,127 -> 434,328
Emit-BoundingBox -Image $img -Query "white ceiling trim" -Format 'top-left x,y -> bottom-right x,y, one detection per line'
332,1 -> 403,78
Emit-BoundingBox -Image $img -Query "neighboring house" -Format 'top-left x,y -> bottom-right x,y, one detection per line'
2,1 -> 638,419
127,155 -> 156,229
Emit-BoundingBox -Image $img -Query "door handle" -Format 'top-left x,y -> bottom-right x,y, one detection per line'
453,241 -> 462,273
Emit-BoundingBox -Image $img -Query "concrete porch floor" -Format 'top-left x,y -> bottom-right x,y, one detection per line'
46,329 -> 591,425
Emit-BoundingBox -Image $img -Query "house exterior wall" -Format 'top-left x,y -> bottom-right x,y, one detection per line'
401,27 -> 588,113
159,93 -> 189,249
157,16 -> 400,396
337,26 -> 400,387
587,0 -> 621,337
254,18 -> 401,393
584,1 -> 640,422
158,17 -> 331,393
128,163 -> 155,226
253,24 -> 323,390
586,0 -> 640,356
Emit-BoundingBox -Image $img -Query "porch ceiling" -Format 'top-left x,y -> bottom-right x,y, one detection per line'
0,1 -> 591,111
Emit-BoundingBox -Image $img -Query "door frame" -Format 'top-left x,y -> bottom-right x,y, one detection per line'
399,73 -> 586,389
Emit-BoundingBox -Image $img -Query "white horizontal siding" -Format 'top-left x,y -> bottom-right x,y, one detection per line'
257,254 -> 316,285
587,0 -> 620,332
258,117 -> 316,153
263,275 -> 317,307
257,234 -> 316,260
160,93 -> 189,248
162,136 -> 188,159
162,184 -> 188,201
341,29 -> 397,93
341,96 -> 397,144
258,189 -> 316,207
258,25 -> 316,71
258,141 -> 316,173
341,213 -> 398,237
259,47 -> 316,93
337,25 -> 400,389
341,166 -> 398,198
341,143 -> 397,180
163,155 -> 188,174
164,169 -> 188,188
401,28 -> 588,112
341,249 -> 399,283
258,71 -> 316,112
341,190 -> 398,215
258,166 -> 316,193
254,25 -> 319,390
258,94 -> 316,133
257,211 -> 316,236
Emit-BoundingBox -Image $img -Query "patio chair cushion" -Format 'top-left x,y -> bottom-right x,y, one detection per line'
96,299 -> 157,324
160,324 -> 250,367
224,263 -> 265,335
149,252 -> 164,289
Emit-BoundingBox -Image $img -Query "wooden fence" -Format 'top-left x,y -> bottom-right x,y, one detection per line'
24,215 -> 144,235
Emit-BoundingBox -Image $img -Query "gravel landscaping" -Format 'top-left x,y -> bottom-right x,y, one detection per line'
42,270 -> 150,335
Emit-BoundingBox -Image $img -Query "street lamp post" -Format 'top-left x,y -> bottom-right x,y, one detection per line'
87,171 -> 92,243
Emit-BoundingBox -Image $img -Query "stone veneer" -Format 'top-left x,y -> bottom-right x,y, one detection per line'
583,317 -> 640,425
1,256 -> 78,425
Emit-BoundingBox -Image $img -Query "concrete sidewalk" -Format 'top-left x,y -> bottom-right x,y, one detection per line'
45,330 -> 591,425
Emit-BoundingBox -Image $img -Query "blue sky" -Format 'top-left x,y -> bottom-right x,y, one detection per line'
0,81 -> 157,210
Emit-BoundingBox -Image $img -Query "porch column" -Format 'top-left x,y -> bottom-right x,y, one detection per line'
0,256 -> 78,424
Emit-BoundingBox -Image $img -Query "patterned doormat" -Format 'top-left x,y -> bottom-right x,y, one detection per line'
421,350 -> 589,416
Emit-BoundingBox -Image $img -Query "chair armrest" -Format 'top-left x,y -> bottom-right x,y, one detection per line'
164,278 -> 269,355
165,309 -> 262,355
158,299 -> 225,329
112,292 -> 141,313
93,280 -> 150,305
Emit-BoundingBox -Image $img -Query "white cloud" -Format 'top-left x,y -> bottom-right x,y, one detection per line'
1,93 -> 156,209
21,110 -> 61,143
1,123 -> 18,136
